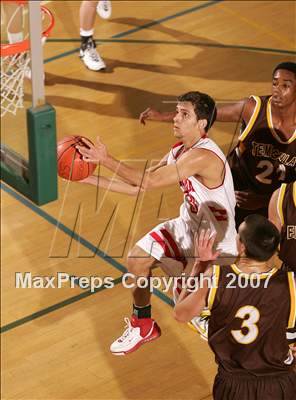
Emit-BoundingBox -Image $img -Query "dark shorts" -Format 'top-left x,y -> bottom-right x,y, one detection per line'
213,368 -> 296,400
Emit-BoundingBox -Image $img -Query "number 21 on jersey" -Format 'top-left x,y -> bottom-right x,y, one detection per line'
256,160 -> 286,184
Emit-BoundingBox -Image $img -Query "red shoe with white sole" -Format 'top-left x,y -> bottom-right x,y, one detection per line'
110,315 -> 161,355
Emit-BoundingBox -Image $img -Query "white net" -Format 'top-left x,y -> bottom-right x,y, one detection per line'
1,2 -> 53,118
1,1 -> 28,118
1,51 -> 30,117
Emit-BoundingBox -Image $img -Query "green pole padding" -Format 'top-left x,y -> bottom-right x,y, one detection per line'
27,103 -> 58,205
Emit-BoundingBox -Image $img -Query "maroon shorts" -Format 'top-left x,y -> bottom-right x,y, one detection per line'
213,368 -> 296,400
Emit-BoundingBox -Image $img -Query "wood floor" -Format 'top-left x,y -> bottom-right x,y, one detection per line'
1,1 -> 295,399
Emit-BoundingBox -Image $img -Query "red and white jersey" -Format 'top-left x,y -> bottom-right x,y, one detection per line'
167,138 -> 237,255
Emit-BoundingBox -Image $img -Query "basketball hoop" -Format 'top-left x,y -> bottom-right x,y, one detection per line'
0,1 -> 54,117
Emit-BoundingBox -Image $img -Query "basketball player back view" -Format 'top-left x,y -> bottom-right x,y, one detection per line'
208,265 -> 296,399
208,265 -> 295,370
174,215 -> 296,400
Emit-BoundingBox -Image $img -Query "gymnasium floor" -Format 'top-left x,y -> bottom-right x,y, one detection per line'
1,1 -> 295,399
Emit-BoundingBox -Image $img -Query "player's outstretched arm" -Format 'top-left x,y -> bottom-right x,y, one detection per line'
145,152 -> 169,172
139,107 -> 176,125
139,97 -> 256,125
78,175 -> 141,196
76,137 -> 176,189
216,97 -> 255,123
76,137 -> 225,190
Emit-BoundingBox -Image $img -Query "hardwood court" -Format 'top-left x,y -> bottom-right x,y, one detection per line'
1,1 -> 295,399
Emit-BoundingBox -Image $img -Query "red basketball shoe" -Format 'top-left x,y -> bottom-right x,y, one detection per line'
110,316 -> 161,355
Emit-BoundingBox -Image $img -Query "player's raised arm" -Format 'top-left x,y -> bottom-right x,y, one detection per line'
216,97 -> 256,124
139,107 -> 176,125
76,136 -> 173,189
173,229 -> 217,323
139,147 -> 224,190
216,97 -> 255,123
139,97 -> 255,126
145,152 -> 169,172
81,143 -> 222,191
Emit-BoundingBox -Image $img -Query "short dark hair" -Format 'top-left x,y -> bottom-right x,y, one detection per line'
177,91 -> 217,132
239,215 -> 280,262
273,62 -> 296,78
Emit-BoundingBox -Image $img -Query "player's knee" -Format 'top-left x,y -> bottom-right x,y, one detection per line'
127,253 -> 145,275
127,255 -> 138,274
127,247 -> 153,275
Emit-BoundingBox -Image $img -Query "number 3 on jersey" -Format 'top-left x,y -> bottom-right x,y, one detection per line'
231,305 -> 260,344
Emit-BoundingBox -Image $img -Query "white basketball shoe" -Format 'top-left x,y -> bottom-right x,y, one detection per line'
110,316 -> 161,356
97,0 -> 112,19
80,38 -> 106,71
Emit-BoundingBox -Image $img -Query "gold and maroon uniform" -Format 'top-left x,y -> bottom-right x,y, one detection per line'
206,264 -> 296,399
277,182 -> 296,272
228,95 -> 296,226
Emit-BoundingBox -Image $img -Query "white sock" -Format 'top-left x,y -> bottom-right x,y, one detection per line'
80,28 -> 94,37
7,31 -> 23,44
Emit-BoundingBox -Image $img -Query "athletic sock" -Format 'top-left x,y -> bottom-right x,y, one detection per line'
133,304 -> 151,319
80,29 -> 96,50
79,28 -> 94,37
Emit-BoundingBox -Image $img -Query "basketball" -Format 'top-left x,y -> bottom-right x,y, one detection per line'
57,135 -> 97,181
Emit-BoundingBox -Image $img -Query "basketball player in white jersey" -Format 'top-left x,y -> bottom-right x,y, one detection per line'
76,91 -> 238,355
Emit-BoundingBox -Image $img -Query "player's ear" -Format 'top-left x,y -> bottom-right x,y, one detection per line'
236,234 -> 246,255
240,242 -> 247,256
198,118 -> 208,132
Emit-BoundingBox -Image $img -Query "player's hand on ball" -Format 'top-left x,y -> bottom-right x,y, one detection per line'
195,229 -> 221,262
76,136 -> 108,164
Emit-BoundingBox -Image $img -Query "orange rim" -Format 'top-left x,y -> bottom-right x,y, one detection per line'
1,1 -> 28,4
0,5 -> 55,57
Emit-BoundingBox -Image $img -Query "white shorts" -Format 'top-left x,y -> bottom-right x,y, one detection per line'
137,217 -> 196,276
136,216 -> 237,276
